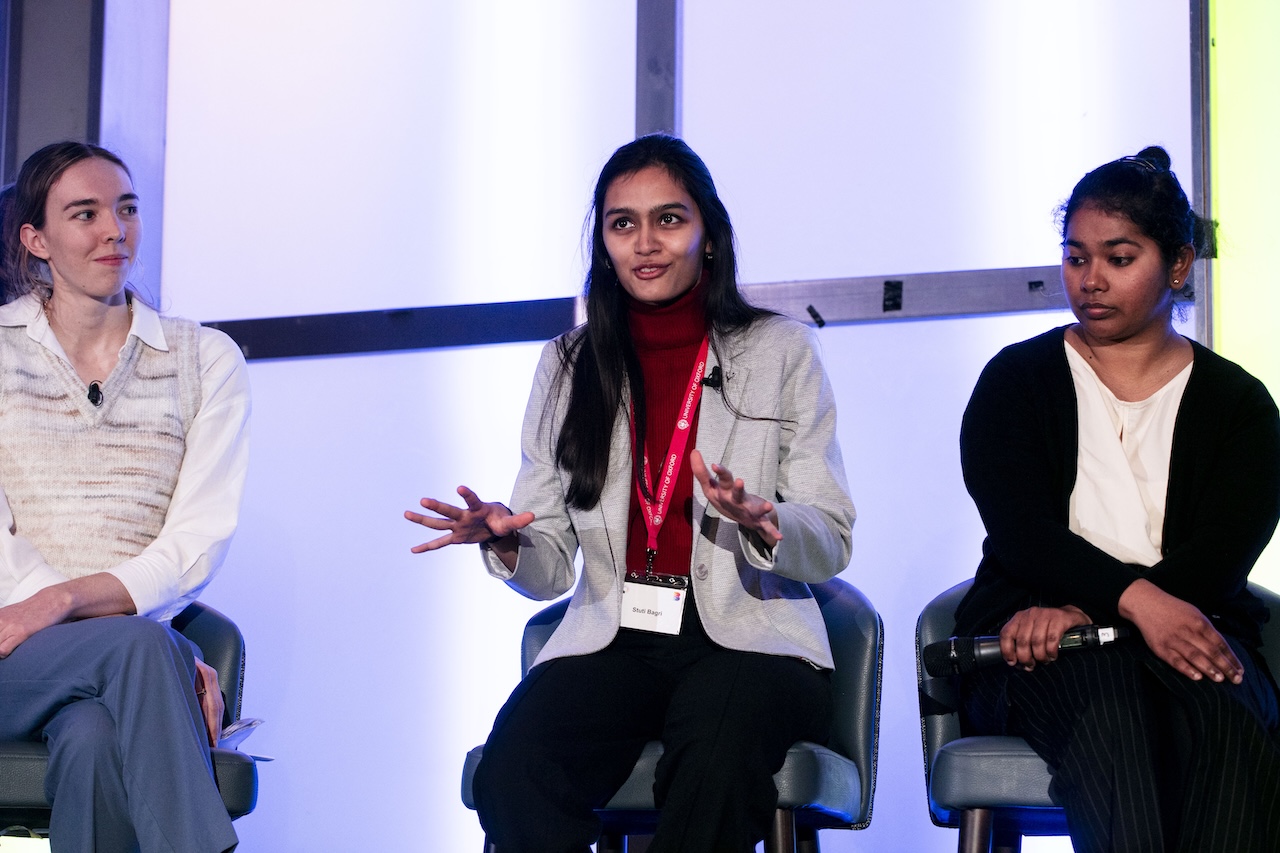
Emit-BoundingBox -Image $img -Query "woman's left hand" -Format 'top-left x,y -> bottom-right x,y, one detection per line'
1119,579 -> 1244,684
194,659 -> 224,748
691,450 -> 781,548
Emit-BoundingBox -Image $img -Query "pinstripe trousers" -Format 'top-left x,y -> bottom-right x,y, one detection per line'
962,638 -> 1280,853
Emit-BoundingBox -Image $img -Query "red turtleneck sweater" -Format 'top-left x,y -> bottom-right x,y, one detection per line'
624,283 -> 708,579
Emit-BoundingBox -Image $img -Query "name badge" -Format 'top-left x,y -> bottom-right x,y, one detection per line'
620,576 -> 687,635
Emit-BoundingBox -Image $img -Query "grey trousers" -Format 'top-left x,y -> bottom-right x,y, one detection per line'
0,616 -> 238,853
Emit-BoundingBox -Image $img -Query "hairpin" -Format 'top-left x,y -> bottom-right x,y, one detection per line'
1117,156 -> 1160,172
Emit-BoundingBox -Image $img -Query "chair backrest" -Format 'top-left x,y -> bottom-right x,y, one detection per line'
914,579 -> 973,793
1250,581 -> 1280,679
519,577 -> 883,826
171,601 -> 247,726
812,577 -> 883,828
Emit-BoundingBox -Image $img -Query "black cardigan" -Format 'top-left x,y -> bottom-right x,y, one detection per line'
954,326 -> 1280,647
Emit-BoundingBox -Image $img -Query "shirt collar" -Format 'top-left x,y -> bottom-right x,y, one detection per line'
0,292 -> 169,354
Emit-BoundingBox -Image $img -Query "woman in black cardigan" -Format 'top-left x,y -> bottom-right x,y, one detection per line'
956,146 -> 1280,852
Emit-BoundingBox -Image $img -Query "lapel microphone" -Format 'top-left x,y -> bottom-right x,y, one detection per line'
701,366 -> 723,390
87,382 -> 104,407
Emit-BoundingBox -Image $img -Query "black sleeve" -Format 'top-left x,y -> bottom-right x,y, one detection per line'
959,338 -> 1142,622
1143,358 -> 1280,611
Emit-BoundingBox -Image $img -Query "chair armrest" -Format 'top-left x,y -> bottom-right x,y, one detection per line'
171,602 -> 246,725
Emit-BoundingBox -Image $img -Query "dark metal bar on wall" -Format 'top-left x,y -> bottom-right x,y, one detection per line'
206,266 -> 1067,361
1,0 -> 104,181
1189,0 -> 1213,347
743,266 -> 1066,327
0,0 -> 17,179
205,298 -> 579,361
635,0 -> 681,136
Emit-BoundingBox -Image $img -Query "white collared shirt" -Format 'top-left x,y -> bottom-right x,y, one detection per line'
0,293 -> 251,621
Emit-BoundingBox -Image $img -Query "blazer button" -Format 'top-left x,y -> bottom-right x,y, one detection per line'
694,564 -> 709,580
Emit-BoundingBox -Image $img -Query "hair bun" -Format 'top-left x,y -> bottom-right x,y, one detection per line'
1134,146 -> 1172,171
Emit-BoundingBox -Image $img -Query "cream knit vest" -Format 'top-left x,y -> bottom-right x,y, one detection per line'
0,318 -> 202,578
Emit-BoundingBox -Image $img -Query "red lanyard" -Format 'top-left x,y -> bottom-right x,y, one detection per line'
630,336 -> 710,576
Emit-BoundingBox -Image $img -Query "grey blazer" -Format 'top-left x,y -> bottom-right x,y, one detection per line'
482,314 -> 855,669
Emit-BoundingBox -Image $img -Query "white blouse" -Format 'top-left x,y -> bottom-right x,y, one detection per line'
1065,341 -> 1192,567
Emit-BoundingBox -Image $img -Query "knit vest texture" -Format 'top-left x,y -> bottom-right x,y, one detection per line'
0,317 -> 202,578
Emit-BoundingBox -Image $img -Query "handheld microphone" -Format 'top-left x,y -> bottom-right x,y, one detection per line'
701,366 -> 723,389
923,624 -> 1129,677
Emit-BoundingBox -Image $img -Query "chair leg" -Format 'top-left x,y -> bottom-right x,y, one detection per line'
796,824 -> 820,853
958,808 -> 993,853
764,808 -> 796,853
597,832 -> 626,853
991,825 -> 1022,853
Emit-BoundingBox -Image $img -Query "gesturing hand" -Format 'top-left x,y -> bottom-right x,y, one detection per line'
690,449 -> 781,548
404,485 -> 534,554
1119,579 -> 1243,684
999,604 -> 1092,669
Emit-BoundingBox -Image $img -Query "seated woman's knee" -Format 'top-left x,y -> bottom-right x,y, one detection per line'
104,616 -> 195,671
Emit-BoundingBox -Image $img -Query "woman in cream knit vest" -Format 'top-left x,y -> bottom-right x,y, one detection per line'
0,142 -> 249,853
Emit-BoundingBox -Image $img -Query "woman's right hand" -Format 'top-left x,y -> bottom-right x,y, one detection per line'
0,593 -> 64,658
1119,578 -> 1244,684
999,604 -> 1092,670
404,485 -> 534,554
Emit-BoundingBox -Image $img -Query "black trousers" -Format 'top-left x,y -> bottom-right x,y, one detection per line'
962,636 -> 1280,853
472,592 -> 832,853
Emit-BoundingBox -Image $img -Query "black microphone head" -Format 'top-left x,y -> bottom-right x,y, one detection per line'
923,637 -> 978,678
702,366 -> 723,389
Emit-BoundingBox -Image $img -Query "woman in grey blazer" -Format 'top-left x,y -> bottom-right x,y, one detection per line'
408,135 -> 855,853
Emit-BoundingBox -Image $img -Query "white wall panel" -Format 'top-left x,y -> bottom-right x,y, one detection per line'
683,1 -> 1192,285
161,0 -> 634,321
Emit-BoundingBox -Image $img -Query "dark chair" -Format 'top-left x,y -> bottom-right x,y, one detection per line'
0,601 -> 259,832
915,578 -> 1280,853
462,576 -> 882,853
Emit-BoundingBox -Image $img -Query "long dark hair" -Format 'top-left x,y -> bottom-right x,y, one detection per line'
5,141 -> 133,302
1060,145 -> 1213,303
554,134 -> 770,510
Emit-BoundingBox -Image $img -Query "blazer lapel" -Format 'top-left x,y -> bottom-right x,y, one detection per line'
692,348 -> 752,535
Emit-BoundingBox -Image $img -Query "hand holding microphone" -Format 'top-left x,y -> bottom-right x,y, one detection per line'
923,623 -> 1130,677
